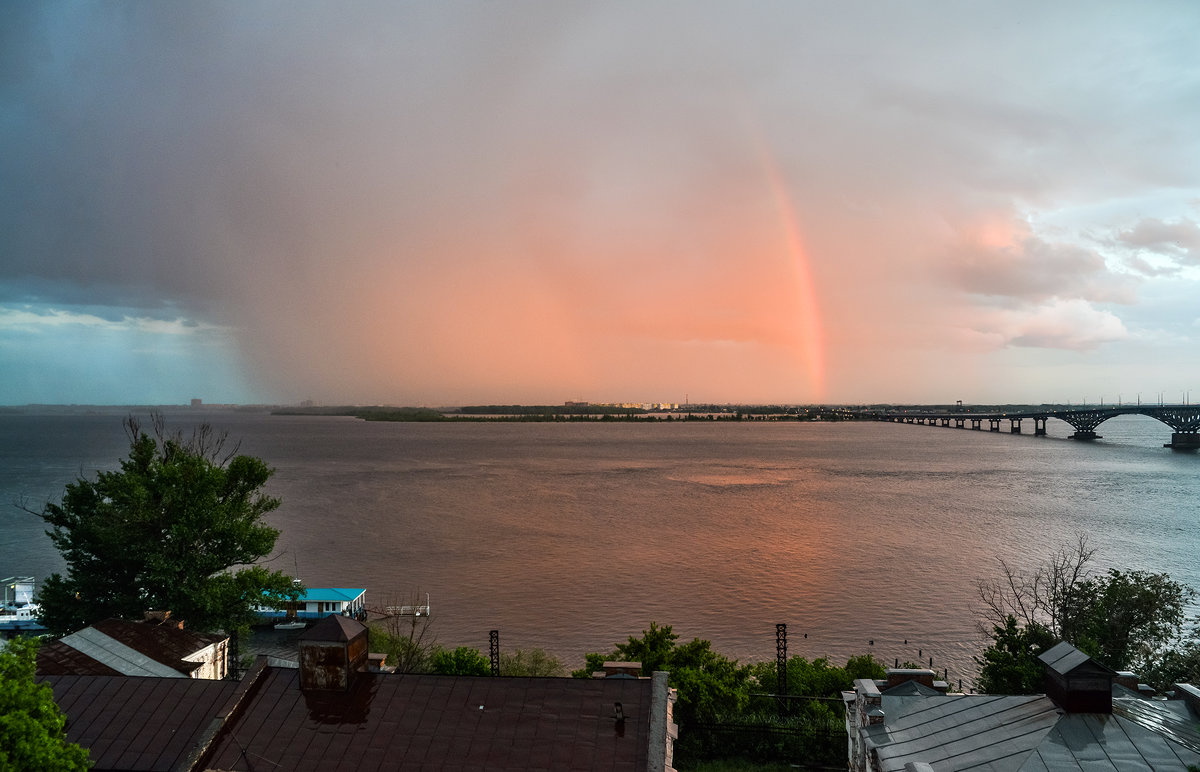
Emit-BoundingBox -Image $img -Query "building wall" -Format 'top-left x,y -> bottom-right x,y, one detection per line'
185,640 -> 228,680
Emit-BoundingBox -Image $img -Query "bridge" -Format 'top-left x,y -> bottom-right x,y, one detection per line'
856,405 -> 1200,450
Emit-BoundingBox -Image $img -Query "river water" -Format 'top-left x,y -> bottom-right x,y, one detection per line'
2,409 -> 1197,685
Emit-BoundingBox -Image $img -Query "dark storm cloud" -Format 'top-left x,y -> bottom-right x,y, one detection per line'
2,1 -> 1198,404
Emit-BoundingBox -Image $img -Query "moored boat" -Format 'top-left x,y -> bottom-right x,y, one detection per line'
1,576 -> 47,635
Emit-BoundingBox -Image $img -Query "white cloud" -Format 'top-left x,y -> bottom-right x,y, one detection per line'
967,298 -> 1128,351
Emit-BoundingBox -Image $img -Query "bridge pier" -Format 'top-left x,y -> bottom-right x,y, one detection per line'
1034,417 -> 1047,436
1070,431 -> 1101,441
971,418 -> 981,430
940,418 -> 951,427
989,419 -> 1001,432
1010,418 -> 1022,434
955,418 -> 965,429
1165,433 -> 1200,450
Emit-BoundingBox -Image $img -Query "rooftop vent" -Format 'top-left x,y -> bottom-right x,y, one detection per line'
1038,641 -> 1114,714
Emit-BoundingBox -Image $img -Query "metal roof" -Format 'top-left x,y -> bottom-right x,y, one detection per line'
861,688 -> 1200,771
1038,641 -> 1112,677
297,587 -> 366,603
1017,704 -> 1200,771
299,614 -> 366,643
42,674 -> 240,771
864,694 -> 1062,771
55,627 -> 192,678
41,664 -> 658,771
37,618 -> 226,677
200,669 -> 653,771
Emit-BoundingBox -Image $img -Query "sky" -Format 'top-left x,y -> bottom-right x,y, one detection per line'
2,2 -> 1199,407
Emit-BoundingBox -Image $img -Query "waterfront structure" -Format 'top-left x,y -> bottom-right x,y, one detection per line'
36,614 -> 229,679
0,575 -> 45,635
41,614 -> 678,771
254,585 -> 367,625
845,642 -> 1200,771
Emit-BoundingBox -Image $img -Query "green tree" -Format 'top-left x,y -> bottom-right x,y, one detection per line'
430,646 -> 491,676
1125,618 -> 1200,693
974,616 -> 1057,694
498,648 -> 565,677
1071,569 -> 1191,672
574,623 -> 752,729
975,538 -> 1195,676
0,638 -> 91,771
749,654 -> 887,699
35,416 -> 299,637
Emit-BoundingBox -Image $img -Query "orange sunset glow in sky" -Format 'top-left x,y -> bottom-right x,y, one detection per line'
2,2 -> 1198,406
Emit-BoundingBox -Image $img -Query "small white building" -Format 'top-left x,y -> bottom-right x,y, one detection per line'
255,587 -> 367,624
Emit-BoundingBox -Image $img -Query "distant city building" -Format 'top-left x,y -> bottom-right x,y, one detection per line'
190,398 -> 202,407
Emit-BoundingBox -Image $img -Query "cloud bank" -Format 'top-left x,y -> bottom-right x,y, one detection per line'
2,1 -> 1198,405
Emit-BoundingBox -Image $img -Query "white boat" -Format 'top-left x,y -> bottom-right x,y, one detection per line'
274,620 -> 307,630
1,576 -> 45,633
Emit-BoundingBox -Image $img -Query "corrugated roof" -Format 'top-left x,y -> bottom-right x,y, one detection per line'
41,674 -> 240,771
200,669 -> 653,771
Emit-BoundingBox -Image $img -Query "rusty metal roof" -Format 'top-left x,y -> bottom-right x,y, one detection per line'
42,663 -> 656,771
299,614 -> 366,643
37,639 -> 124,676
36,618 -> 226,677
201,669 -> 653,771
42,674 -> 240,771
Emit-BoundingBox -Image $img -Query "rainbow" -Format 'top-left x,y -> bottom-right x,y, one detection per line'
757,143 -> 826,400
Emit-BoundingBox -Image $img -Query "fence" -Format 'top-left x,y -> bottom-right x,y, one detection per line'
676,720 -> 847,768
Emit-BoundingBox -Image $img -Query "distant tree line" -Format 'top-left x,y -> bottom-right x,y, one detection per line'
273,404 -> 857,422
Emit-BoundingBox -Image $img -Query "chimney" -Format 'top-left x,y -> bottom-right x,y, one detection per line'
593,661 -> 643,679
1171,683 -> 1200,715
1113,671 -> 1140,691
1038,641 -> 1114,714
298,615 -> 370,691
886,668 -> 936,689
